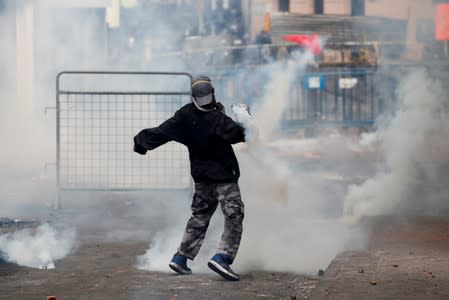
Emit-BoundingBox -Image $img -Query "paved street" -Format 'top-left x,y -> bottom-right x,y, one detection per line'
311,216 -> 449,300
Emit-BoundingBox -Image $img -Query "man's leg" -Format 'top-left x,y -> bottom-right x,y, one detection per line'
216,182 -> 244,262
207,182 -> 244,281
178,183 -> 218,260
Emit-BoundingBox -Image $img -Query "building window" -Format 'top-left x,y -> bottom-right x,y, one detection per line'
352,0 -> 365,16
279,0 -> 289,12
314,0 -> 324,15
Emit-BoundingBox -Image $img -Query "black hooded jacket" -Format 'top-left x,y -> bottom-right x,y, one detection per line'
134,102 -> 245,183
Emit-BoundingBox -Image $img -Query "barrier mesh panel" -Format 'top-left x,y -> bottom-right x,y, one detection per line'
57,73 -> 191,191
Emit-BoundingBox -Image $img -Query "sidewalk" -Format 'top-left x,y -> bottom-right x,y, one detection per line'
310,216 -> 449,300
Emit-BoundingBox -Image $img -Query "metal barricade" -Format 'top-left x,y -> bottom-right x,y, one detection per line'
285,69 -> 381,128
208,68 -> 383,128
56,71 -> 192,207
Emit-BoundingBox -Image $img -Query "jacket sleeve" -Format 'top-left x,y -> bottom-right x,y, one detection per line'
215,114 -> 246,144
133,110 -> 185,155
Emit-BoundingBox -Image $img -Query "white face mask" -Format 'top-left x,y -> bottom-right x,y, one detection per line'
194,93 -> 213,106
192,94 -> 216,112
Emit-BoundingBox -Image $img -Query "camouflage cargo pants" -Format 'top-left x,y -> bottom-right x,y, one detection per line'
178,182 -> 244,263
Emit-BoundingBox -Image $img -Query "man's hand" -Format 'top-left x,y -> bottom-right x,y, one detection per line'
133,144 -> 147,155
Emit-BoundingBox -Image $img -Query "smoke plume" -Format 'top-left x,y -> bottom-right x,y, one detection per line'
344,69 -> 449,221
0,223 -> 77,269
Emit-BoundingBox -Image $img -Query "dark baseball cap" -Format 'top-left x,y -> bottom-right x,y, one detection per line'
192,76 -> 214,106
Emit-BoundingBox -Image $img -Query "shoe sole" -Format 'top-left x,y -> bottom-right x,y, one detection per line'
169,262 -> 192,275
208,260 -> 240,281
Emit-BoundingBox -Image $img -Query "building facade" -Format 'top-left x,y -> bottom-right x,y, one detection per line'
250,0 -> 435,39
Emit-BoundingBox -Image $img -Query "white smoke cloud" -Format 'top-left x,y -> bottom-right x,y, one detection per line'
231,49 -> 366,274
137,229 -> 179,271
253,50 -> 315,140
135,190 -> 222,273
344,69 -> 449,222
0,223 -> 77,269
0,2 -> 104,213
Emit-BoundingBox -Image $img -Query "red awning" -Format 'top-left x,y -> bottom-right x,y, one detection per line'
281,34 -> 322,56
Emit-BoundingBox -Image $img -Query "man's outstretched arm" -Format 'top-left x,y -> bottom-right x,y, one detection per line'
133,111 -> 184,155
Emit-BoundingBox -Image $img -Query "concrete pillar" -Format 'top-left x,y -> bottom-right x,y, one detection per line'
402,2 -> 424,61
15,0 -> 34,112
